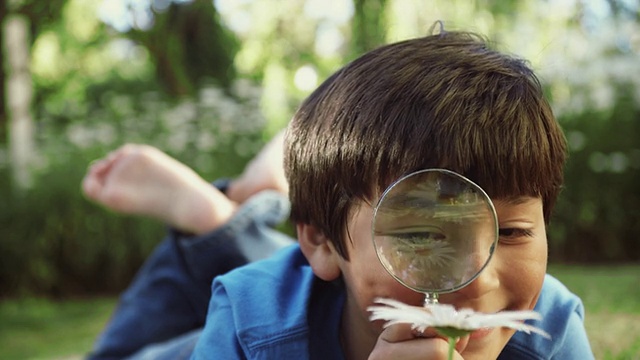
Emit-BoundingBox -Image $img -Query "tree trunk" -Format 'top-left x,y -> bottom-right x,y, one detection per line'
351,0 -> 388,58
4,15 -> 35,188
0,0 -> 7,143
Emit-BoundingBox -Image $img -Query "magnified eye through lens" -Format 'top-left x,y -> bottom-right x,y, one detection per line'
372,169 -> 498,298
383,227 -> 453,267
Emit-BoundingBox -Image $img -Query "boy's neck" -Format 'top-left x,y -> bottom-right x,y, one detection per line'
340,296 -> 377,360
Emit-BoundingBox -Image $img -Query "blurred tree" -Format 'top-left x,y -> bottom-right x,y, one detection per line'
551,90 -> 640,263
0,0 -> 6,142
351,0 -> 387,57
21,0 -> 238,129
4,15 -> 36,188
0,0 -> 67,144
124,0 -> 239,96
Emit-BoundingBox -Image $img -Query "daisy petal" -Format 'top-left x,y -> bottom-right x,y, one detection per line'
368,297 -> 551,340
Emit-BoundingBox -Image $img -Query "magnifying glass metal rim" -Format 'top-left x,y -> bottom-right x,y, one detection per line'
372,168 -> 499,295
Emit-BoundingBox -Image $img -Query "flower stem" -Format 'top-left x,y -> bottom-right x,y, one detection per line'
447,336 -> 456,360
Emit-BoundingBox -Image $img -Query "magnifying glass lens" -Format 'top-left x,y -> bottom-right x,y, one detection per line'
372,169 -> 498,294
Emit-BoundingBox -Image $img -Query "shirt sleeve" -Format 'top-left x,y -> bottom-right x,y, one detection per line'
191,282 -> 247,359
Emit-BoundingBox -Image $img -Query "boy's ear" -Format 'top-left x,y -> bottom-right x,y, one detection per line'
297,223 -> 341,281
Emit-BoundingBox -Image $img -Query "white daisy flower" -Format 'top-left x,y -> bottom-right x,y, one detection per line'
368,297 -> 551,339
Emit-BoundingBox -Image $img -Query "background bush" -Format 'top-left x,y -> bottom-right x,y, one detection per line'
3,86 -> 638,297
549,89 -> 640,263
0,83 -> 266,297
1,0 -> 639,298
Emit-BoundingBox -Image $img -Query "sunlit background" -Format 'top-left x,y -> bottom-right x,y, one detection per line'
1,0 -> 639,358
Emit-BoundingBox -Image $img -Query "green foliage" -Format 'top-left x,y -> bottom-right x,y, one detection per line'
126,1 -> 239,96
2,0 -> 639,299
10,0 -> 68,37
0,82 -> 267,297
351,0 -> 388,57
549,88 -> 640,263
548,265 -> 640,314
0,149 -> 164,297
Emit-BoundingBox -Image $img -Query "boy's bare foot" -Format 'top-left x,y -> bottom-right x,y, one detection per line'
82,144 -> 236,235
226,130 -> 289,203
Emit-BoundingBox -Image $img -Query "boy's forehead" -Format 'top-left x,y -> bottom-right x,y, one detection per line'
491,196 -> 541,206
491,197 -> 544,217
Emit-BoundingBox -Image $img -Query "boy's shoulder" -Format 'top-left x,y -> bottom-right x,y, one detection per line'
205,245 -> 345,359
535,274 -> 585,320
499,274 -> 594,359
213,244 -> 315,329
200,245 -> 314,357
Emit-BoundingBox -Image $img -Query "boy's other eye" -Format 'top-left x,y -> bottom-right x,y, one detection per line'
498,228 -> 534,243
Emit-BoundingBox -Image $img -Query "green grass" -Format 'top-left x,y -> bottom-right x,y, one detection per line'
0,265 -> 638,359
548,264 -> 640,314
548,264 -> 640,360
0,298 -> 114,360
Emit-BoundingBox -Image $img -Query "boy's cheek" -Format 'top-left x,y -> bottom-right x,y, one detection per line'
497,242 -> 547,310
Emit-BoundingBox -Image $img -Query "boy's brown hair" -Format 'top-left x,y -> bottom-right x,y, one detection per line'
284,31 -> 567,259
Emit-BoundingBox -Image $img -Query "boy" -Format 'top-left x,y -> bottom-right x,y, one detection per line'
85,30 -> 593,359
193,30 -> 593,359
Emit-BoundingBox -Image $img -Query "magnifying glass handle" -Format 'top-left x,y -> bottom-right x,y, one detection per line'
423,292 -> 439,306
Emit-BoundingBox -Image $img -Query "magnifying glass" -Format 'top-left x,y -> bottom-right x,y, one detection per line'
372,169 -> 498,306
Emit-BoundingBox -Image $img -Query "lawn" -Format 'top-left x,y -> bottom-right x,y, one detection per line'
0,298 -> 114,360
0,265 -> 638,359
548,264 -> 640,359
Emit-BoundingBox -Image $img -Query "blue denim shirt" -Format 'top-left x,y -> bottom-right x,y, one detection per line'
89,189 -> 593,359
193,244 -> 593,359
192,245 -> 345,360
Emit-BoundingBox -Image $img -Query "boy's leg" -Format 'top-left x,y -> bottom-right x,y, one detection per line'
88,189 -> 293,359
84,141 -> 292,358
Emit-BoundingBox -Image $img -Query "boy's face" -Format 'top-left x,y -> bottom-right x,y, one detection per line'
331,196 -> 547,359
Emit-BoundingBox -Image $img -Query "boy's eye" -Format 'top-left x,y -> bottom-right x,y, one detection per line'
498,228 -> 534,243
394,231 -> 446,242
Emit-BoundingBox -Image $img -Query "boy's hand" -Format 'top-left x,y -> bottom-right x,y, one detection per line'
226,130 -> 288,204
369,324 -> 469,359
82,144 -> 237,235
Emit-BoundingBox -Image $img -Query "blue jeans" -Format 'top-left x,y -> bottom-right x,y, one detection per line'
87,190 -> 294,359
